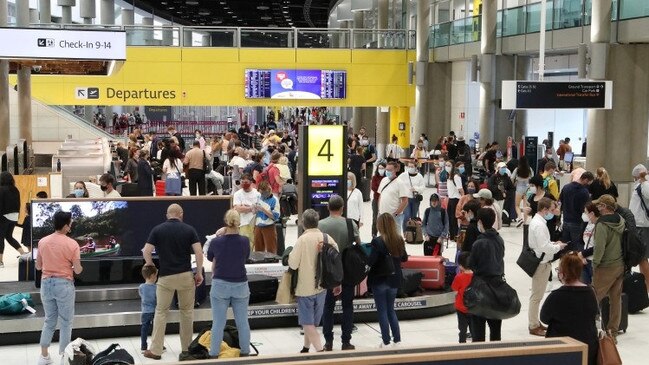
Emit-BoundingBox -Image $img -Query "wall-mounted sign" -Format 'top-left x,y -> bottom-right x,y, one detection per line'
307,126 -> 345,176
75,86 -> 177,101
501,81 -> 613,110
245,69 -> 346,99
0,28 -> 126,61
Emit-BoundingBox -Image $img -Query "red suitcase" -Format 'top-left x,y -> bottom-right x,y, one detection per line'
402,255 -> 446,290
155,180 -> 165,196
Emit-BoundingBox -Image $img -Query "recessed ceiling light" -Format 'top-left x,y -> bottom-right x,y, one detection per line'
232,15 -> 238,18
227,10 -> 233,14
186,0 -> 199,5
261,16 -> 272,20
257,5 -> 270,10
219,1 -> 226,4
198,9 -> 210,15
282,10 -> 289,14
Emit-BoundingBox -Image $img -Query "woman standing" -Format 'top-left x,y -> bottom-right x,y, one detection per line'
137,150 -> 154,196
346,172 -> 363,228
162,153 -> 184,196
589,167 -> 618,200
0,171 -> 29,267
398,161 -> 426,233
367,213 -> 408,347
370,162 -> 387,238
71,181 -> 89,198
124,147 -> 139,183
445,160 -> 465,240
541,253 -> 599,365
579,203 -> 601,285
206,210 -> 251,358
35,211 -> 83,365
511,158 -> 533,226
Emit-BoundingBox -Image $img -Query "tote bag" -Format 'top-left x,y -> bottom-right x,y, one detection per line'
165,162 -> 182,195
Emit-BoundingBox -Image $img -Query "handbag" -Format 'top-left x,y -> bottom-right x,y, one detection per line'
203,151 -> 212,174
463,275 -> 521,320
597,330 -> 622,365
516,240 -> 545,277
276,269 -> 296,304
370,241 -> 395,277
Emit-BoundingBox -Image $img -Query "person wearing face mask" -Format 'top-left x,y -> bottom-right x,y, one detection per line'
511,158 -> 533,227
487,162 -> 514,223
398,161 -> 426,233
346,172 -> 363,227
371,161 -> 388,238
527,198 -> 567,336
444,161 -> 465,240
99,173 -> 121,198
456,180 -> 478,226
469,208 -> 505,342
254,181 -> 280,254
377,162 -> 410,236
537,148 -> 555,175
559,171 -> 594,252
194,130 -> 206,150
360,136 -> 377,180
422,194 -> 449,256
577,203 -> 601,285
410,140 -> 428,174
455,136 -> 473,177
232,174 -> 261,250
72,181 -> 89,198
460,200 -> 481,253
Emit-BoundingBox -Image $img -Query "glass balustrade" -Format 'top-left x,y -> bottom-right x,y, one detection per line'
619,0 -> 649,20
450,18 -> 468,45
552,0 -> 582,29
296,29 -> 350,48
502,6 -> 526,36
527,1 -> 555,33
239,28 -> 293,48
352,29 -> 409,49
432,22 -> 451,48
181,27 -> 237,47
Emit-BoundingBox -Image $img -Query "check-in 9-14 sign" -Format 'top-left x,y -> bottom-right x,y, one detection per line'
307,125 -> 344,176
0,28 -> 126,60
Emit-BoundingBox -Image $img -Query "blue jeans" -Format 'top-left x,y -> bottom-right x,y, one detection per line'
561,222 -> 585,252
581,260 -> 593,285
39,277 -> 75,354
402,198 -> 421,232
394,214 -> 405,236
371,283 -> 400,345
322,284 -> 354,345
209,279 -> 251,357
140,312 -> 155,350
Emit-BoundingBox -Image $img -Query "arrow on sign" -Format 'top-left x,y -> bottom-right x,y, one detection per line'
77,89 -> 86,97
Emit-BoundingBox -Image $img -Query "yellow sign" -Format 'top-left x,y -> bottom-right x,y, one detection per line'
307,126 -> 344,176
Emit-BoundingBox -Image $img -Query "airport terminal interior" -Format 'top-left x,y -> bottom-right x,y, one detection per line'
1,0 -> 649,364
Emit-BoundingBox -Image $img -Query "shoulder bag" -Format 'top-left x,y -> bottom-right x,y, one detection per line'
516,227 -> 546,277
597,330 -> 622,365
463,275 -> 521,320
202,150 -> 212,174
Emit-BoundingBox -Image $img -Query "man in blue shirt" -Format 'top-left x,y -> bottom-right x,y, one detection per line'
559,171 -> 594,252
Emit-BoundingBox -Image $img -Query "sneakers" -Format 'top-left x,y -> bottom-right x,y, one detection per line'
0,261 -> 4,268
516,218 -> 524,227
341,343 -> 356,350
378,342 -> 390,348
392,342 -> 401,347
37,355 -> 53,365
529,326 -> 547,337
142,350 -> 162,360
323,343 -> 333,352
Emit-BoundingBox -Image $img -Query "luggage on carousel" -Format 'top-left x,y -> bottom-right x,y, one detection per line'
398,269 -> 424,298
402,255 -> 446,290
248,274 -> 279,304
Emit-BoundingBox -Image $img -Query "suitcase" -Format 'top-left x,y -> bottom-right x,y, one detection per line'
623,272 -> 649,313
355,277 -> 369,298
423,238 -> 442,256
155,180 -> 165,196
398,269 -> 423,298
119,182 -> 139,197
402,256 -> 446,290
275,222 -> 286,257
360,178 -> 371,202
173,268 -> 207,308
601,293 -> 628,333
248,274 -> 279,304
443,261 -> 458,290
18,256 -> 34,281
247,251 -> 281,264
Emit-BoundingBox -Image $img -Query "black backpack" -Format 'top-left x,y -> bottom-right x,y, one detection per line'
317,234 -> 344,289
341,218 -> 369,286
91,344 -> 134,365
622,223 -> 645,270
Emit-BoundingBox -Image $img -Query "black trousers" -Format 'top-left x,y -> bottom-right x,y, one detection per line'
470,315 -> 501,342
447,198 -> 460,239
187,168 -> 206,196
0,217 -> 22,254
457,311 -> 472,343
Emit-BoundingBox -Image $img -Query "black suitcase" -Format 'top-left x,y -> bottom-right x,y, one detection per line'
119,182 -> 139,197
423,239 -> 441,256
174,268 -> 207,308
360,178 -> 371,202
601,293 -> 628,333
443,261 -> 458,290
276,222 -> 286,257
398,268 -> 423,298
623,272 -> 649,313
18,256 -> 34,281
248,274 -> 279,304
247,251 -> 281,264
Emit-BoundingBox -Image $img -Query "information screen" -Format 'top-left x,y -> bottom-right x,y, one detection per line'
245,69 -> 346,99
310,179 -> 341,219
502,80 -> 612,109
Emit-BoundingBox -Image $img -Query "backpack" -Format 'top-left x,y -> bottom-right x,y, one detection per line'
0,292 -> 35,314
404,217 -> 424,245
341,219 -> 369,286
255,164 -> 275,185
622,222 -> 645,269
317,234 -> 344,289
91,344 -> 134,365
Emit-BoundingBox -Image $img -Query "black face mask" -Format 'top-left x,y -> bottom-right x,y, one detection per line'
100,185 -> 108,191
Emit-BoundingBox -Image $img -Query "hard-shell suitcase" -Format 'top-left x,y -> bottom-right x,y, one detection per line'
248,274 -> 279,304
155,180 -> 165,196
361,178 -> 371,202
623,272 -> 649,313
18,256 -> 34,281
443,261 -> 458,290
247,251 -> 281,264
402,255 -> 446,290
601,293 -> 628,333
355,277 -> 369,298
398,269 -> 423,298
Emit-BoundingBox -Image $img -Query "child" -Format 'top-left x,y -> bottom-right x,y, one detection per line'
422,193 -> 448,256
139,265 -> 158,352
451,252 -> 473,343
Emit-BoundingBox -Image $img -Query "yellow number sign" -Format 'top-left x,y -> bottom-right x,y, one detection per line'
307,125 -> 344,176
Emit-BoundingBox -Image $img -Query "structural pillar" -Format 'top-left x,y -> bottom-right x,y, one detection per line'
121,8 -> 134,25
339,20 -> 350,48
38,0 -> 52,23
80,0 -> 96,24
353,10 -> 364,49
57,0 -> 75,24
0,0 -> 9,151
202,33 -> 211,47
100,0 -> 115,25
162,25 -> 174,46
413,0 -> 430,147
29,8 -> 39,23
16,0 -> 32,145
141,17 -> 154,44
585,0 -> 612,171
478,0 -> 497,146
183,30 -> 193,47
375,0 -> 390,151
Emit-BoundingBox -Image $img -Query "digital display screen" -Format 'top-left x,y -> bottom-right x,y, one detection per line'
245,69 -> 346,99
310,179 -> 342,219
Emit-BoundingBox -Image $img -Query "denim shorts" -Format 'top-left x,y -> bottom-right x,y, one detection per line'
296,291 -> 326,326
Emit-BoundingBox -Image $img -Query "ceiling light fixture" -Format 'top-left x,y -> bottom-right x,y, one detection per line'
257,5 -> 270,10
186,0 -> 199,5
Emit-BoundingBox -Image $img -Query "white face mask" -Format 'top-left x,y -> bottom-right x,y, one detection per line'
582,212 -> 590,222
408,167 -> 417,174
445,166 -> 452,173
378,168 -> 385,176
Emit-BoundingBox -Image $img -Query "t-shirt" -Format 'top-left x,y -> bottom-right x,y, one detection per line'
139,283 -> 157,313
377,177 -> 409,215
233,188 -> 261,225
37,232 -> 80,281
451,271 -> 473,313
348,154 -> 365,179
207,234 -> 250,283
104,189 -> 121,198
266,163 -> 282,194
318,216 -> 359,253
146,219 -> 200,277
447,174 -> 464,199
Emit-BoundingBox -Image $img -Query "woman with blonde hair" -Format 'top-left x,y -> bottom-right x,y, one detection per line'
367,213 -> 408,347
346,172 -> 363,227
589,167 -> 618,200
206,209 -> 252,358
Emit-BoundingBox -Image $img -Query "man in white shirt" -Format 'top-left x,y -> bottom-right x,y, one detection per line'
629,164 -> 649,292
229,147 -> 250,193
527,197 -> 566,336
99,173 -> 121,198
385,136 -> 403,162
377,161 -> 409,235
232,173 -> 260,249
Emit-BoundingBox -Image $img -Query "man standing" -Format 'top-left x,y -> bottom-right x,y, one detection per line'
541,162 -> 560,200
233,173 -> 260,249
318,195 -> 360,351
99,173 -> 121,198
629,164 -> 649,293
537,148 -> 555,175
378,161 -> 409,235
559,171 -> 594,251
481,142 -> 499,174
168,126 -> 185,152
360,135 -> 377,179
183,141 -> 206,196
142,204 -> 204,361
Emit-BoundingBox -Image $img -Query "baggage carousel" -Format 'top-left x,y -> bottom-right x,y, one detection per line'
0,277 -> 455,346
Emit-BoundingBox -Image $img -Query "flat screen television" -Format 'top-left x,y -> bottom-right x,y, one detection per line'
245,69 -> 346,99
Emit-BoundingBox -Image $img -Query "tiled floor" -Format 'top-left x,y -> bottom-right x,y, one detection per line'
1,187 -> 647,364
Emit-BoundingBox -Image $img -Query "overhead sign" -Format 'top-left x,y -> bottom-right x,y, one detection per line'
245,69 -> 347,99
307,125 -> 345,176
0,28 -> 126,60
501,81 -> 613,109
74,86 -> 177,101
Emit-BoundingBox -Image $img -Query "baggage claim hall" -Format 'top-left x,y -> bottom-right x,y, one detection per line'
1,0 -> 648,364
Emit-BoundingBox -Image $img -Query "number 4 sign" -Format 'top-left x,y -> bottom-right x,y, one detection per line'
307,125 -> 344,176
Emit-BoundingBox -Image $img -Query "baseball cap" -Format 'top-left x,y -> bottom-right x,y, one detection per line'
269,129 -> 275,134
473,188 -> 493,200
632,164 -> 647,178
593,194 -> 617,210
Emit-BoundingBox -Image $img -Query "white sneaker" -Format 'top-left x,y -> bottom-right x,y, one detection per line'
392,342 -> 401,347
378,342 -> 390,348
37,355 -> 53,365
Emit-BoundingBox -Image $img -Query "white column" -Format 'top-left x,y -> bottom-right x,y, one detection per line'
353,10 -> 364,48
202,33 -> 211,47
0,0 -> 9,150
414,0 -> 430,147
478,0 -> 497,145
183,30 -> 193,47
80,0 -> 96,24
29,8 -> 39,24
57,0 -> 75,24
100,0 -> 115,25
38,0 -> 52,23
141,16 -> 154,44
162,24 -> 174,46
121,8 -> 134,25
376,0 -> 389,150
17,1 -> 32,144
